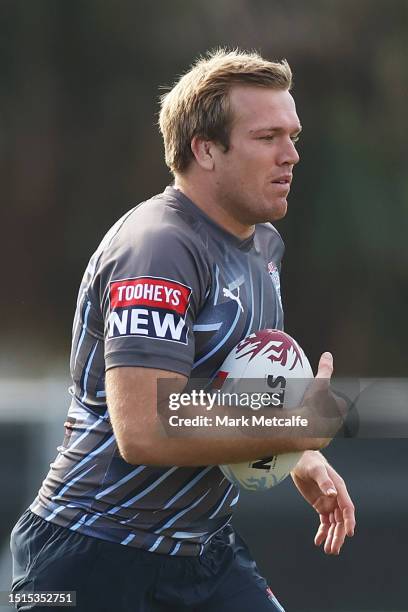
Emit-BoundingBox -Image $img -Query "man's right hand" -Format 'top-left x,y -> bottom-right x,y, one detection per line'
300,351 -> 347,446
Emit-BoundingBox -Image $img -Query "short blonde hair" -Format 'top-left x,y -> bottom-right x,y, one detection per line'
159,48 -> 292,175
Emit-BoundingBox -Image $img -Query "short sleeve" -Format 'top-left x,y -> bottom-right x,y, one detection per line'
96,219 -> 210,377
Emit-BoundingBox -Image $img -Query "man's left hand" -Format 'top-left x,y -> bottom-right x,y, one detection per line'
291,450 -> 356,555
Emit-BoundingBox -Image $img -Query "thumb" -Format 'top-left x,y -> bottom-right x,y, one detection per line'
313,464 -> 337,497
316,352 -> 333,380
303,351 -> 333,404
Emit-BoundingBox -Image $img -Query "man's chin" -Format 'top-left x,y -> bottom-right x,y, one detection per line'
268,199 -> 288,222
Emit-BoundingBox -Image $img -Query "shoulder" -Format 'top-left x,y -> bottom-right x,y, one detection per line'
256,222 -> 284,242
113,191 -> 208,254
93,192 -> 212,307
88,191 -> 208,273
255,222 -> 285,260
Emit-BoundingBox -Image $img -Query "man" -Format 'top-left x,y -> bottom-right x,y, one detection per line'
11,49 -> 355,611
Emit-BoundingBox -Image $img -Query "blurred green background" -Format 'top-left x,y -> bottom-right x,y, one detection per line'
1,1 -> 407,610
2,0 -> 407,376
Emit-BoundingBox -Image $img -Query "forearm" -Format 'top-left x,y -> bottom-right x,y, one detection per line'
106,368 -> 336,467
119,402 -> 331,466
121,434 -> 329,466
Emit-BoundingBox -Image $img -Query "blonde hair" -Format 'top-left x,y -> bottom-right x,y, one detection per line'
159,48 -> 292,175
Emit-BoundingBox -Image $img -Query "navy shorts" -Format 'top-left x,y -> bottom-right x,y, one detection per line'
10,509 -> 285,611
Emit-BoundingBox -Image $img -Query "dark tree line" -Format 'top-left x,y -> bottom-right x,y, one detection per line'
1,0 -> 407,375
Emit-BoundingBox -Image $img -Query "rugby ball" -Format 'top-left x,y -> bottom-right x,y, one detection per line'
217,329 -> 313,491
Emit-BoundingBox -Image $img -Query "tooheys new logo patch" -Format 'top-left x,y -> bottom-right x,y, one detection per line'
107,276 -> 192,344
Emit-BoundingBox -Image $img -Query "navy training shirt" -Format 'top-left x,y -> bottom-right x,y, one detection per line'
30,186 -> 285,556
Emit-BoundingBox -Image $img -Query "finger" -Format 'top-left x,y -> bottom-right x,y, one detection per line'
314,514 -> 330,546
315,352 -> 333,380
310,463 -> 338,498
302,354 -> 341,436
330,507 -> 346,555
323,512 -> 335,555
343,505 -> 356,537
327,467 -> 356,536
304,353 -> 333,401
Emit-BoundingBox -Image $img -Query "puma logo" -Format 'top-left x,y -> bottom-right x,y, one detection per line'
222,286 -> 244,313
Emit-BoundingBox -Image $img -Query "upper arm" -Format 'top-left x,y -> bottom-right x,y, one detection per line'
95,213 -> 210,462
98,221 -> 209,379
106,366 -> 187,464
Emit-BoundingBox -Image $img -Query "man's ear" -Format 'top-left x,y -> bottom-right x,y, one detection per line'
190,136 -> 216,171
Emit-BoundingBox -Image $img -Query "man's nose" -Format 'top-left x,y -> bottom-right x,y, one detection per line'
277,139 -> 300,166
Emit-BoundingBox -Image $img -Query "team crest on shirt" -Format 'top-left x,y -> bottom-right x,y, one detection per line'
107,276 -> 192,344
267,261 -> 282,307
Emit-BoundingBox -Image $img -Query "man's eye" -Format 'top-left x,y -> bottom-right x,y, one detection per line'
291,136 -> 300,143
260,136 -> 275,141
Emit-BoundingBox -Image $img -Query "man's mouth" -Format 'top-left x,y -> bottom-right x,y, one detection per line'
271,175 -> 292,185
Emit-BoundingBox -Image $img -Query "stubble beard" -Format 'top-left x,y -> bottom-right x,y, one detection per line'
223,188 -> 287,226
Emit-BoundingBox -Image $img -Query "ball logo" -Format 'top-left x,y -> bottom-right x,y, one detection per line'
236,330 -> 303,371
107,276 -> 192,344
211,370 -> 229,390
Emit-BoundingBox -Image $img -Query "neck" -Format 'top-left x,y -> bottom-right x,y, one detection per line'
173,175 -> 255,240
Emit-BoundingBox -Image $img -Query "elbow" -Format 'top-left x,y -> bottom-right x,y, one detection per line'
118,438 -> 149,465
119,444 -> 142,465
117,435 -> 167,466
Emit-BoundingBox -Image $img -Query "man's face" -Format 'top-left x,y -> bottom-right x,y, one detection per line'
212,85 -> 301,225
